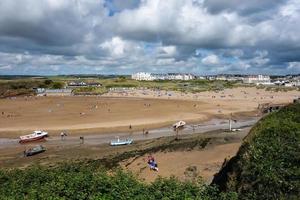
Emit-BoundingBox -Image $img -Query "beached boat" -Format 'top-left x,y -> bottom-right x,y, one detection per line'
19,130 -> 48,143
24,145 -> 46,156
110,137 -> 133,146
173,120 -> 186,129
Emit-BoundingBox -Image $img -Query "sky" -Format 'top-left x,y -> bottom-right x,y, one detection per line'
0,0 -> 300,75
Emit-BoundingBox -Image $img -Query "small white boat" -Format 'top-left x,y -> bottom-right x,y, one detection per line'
19,130 -> 48,143
110,137 -> 133,146
231,128 -> 242,132
173,121 -> 186,129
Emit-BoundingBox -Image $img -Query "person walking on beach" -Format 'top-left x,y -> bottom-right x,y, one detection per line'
80,136 -> 84,144
60,132 -> 64,141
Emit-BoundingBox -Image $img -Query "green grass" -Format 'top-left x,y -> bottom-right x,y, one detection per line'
86,77 -> 239,93
0,164 -> 237,200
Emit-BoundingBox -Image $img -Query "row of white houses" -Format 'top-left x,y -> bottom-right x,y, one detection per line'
131,72 -> 196,81
131,72 -> 272,83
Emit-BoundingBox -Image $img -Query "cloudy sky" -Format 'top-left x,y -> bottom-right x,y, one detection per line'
0,0 -> 300,75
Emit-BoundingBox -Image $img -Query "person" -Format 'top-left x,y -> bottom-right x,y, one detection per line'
129,124 -> 132,129
147,155 -> 158,171
60,132 -> 65,141
80,136 -> 84,144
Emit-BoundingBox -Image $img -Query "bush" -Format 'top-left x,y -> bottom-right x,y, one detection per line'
52,82 -> 64,89
0,164 -> 236,200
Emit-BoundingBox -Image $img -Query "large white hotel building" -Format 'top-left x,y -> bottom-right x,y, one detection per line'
131,72 -> 195,81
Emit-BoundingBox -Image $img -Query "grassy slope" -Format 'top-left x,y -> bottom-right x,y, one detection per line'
213,103 -> 300,199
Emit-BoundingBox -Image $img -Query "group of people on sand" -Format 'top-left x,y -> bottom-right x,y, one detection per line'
147,155 -> 158,171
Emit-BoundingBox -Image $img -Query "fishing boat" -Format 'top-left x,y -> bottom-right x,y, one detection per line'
110,137 -> 133,146
173,120 -> 186,129
24,145 -> 46,156
19,130 -> 48,143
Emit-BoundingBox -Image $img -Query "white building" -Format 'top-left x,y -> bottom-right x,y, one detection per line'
131,72 -> 154,81
131,72 -> 195,81
35,88 -> 73,96
243,75 -> 271,84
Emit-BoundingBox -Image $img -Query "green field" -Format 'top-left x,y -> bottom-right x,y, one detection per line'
0,75 -> 241,97
1,75 -> 298,97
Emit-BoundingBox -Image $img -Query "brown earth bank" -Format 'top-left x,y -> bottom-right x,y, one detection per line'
0,127 -> 250,183
0,87 -> 298,138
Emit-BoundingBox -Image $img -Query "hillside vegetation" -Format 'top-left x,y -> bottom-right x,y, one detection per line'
0,164 -> 237,200
0,76 -> 239,97
0,79 -> 64,98
213,102 -> 300,199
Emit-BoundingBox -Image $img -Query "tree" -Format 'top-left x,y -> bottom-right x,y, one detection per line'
44,79 -> 53,85
52,82 -> 64,89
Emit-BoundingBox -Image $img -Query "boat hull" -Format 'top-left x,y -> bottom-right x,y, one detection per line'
25,149 -> 46,156
110,140 -> 133,146
19,135 -> 47,143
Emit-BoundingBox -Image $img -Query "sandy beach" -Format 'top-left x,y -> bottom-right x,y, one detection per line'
0,87 -> 298,138
122,142 -> 241,183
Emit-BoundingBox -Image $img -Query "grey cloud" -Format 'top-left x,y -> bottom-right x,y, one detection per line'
203,0 -> 286,17
0,0 -> 110,55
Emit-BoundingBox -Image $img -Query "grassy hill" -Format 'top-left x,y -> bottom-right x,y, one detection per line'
213,102 -> 300,199
0,164 -> 237,200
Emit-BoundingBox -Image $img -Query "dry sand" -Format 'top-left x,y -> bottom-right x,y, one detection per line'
0,87 -> 298,138
121,142 -> 241,183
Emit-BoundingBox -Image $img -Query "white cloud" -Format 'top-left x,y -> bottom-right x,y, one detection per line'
201,54 -> 220,65
100,37 -> 142,58
287,62 -> 300,71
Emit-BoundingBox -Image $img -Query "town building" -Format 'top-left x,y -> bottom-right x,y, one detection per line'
131,72 -> 195,81
35,88 -> 73,96
67,81 -> 102,87
131,72 -> 154,81
243,75 -> 271,84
